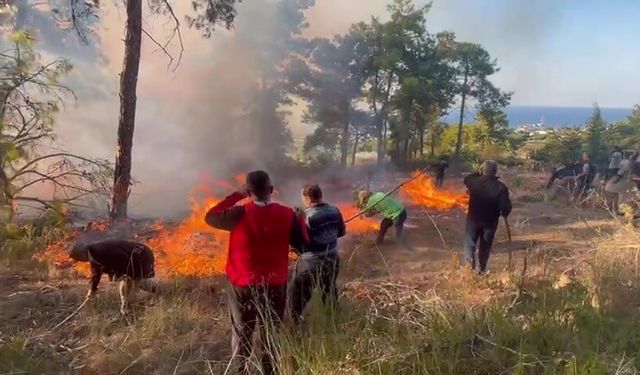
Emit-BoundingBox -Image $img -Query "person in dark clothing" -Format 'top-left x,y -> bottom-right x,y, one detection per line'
575,152 -> 596,200
290,184 -> 346,324
546,160 -> 580,189
205,170 -> 307,375
68,240 -> 155,314
628,146 -> 640,190
434,159 -> 449,187
463,160 -> 512,273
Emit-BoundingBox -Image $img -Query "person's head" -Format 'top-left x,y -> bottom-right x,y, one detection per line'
614,146 -> 622,152
358,190 -> 372,207
479,160 -> 498,176
69,241 -> 89,262
245,170 -> 273,202
301,184 -> 323,207
582,152 -> 591,162
564,160 -> 574,167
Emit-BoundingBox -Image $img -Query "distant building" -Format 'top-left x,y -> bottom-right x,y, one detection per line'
515,122 -> 550,136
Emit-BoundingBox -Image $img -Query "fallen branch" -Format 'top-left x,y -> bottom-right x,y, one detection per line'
422,209 -> 447,249
508,250 -> 529,310
346,167 -> 429,223
49,296 -> 90,333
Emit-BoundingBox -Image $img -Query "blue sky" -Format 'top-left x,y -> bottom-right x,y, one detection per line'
424,0 -> 640,107
311,0 -> 640,107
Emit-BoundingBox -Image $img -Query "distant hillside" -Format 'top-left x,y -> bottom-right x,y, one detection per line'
443,105 -> 633,128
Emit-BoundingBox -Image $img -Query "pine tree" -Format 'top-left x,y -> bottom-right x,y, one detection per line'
584,103 -> 607,164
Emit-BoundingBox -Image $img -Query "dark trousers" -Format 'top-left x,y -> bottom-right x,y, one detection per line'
606,168 -> 620,180
228,283 -> 286,375
377,209 -> 408,246
435,174 -> 444,187
289,253 -> 340,324
463,218 -> 498,273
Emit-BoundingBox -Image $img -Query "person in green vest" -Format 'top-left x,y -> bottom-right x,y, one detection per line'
358,190 -> 410,248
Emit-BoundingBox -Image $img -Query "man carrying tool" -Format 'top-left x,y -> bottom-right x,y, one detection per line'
290,184 -> 345,324
205,170 -> 307,375
463,160 -> 512,273
358,190 -> 409,248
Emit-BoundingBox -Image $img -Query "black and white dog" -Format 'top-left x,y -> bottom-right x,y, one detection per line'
69,239 -> 155,314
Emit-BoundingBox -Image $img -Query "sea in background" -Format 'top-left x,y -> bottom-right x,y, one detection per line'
443,105 -> 633,128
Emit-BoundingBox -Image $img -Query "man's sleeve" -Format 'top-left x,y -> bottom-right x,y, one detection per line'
289,211 -> 309,254
499,185 -> 512,217
337,211 -> 346,238
204,192 -> 246,231
463,173 -> 480,188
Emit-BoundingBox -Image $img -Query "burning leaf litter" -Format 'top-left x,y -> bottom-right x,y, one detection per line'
36,171 -> 468,278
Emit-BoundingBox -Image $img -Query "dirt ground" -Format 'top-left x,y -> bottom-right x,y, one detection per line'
0,173 -> 617,373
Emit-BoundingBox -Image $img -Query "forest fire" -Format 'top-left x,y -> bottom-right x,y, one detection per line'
36,185 -> 229,278
140,189 -> 228,278
401,171 -> 469,211
36,177 -> 380,279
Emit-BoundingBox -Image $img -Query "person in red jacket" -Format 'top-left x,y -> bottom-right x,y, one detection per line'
205,170 -> 307,375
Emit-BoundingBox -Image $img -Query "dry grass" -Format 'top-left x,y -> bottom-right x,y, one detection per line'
3,180 -> 640,374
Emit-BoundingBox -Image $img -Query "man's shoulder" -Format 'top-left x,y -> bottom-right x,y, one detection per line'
269,202 -> 295,215
370,192 -> 385,200
496,179 -> 510,191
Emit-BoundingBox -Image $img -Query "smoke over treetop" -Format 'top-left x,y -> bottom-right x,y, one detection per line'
2,0 -> 574,218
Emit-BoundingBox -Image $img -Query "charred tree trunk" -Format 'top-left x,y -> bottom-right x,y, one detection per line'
339,101 -> 350,169
110,0 -> 142,221
403,137 -> 410,163
454,65 -> 469,160
419,127 -> 425,157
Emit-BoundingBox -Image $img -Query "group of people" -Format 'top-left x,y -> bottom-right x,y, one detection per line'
546,146 -> 640,210
205,170 -> 419,374
546,151 -> 598,201
68,163 -> 514,374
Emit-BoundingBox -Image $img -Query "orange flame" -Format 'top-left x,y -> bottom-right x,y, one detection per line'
401,171 -> 469,211
36,174 -> 382,279
139,187 -> 228,278
36,185 -> 231,278
336,203 -> 379,234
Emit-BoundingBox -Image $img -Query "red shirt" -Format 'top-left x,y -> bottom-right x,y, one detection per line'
205,192 -> 307,286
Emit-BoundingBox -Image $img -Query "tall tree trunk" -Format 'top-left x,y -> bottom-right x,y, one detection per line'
351,132 -> 359,167
376,72 -> 394,168
110,0 -> 142,221
339,101 -> 350,169
454,66 -> 469,160
419,127 -> 425,157
375,115 -> 385,167
430,131 -> 436,157
403,137 -> 410,163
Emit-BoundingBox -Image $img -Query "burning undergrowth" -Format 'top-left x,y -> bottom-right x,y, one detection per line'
34,171 -> 467,279
401,171 -> 469,211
